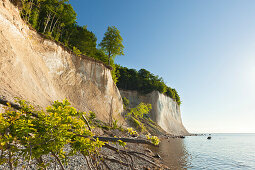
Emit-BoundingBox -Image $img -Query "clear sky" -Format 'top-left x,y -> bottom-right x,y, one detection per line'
69,0 -> 255,133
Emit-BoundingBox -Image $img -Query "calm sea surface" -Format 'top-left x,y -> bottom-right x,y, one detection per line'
149,133 -> 255,169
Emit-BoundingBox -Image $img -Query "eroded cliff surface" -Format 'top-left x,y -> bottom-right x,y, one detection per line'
120,90 -> 189,135
0,0 -> 124,122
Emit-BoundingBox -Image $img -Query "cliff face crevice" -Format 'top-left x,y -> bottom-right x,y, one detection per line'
120,90 -> 189,135
0,0 -> 124,122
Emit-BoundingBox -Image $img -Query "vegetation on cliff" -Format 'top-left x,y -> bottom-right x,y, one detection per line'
116,65 -> 181,105
122,97 -> 168,136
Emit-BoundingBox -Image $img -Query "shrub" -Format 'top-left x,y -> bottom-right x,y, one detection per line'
0,99 -> 105,169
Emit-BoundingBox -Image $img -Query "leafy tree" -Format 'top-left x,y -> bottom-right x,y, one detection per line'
99,26 -> 124,64
69,25 -> 97,57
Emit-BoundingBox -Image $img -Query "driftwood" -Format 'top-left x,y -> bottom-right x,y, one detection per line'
101,159 -> 111,170
103,143 -> 161,168
94,136 -> 154,145
100,155 -> 130,167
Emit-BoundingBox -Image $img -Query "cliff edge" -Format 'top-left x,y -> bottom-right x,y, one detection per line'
0,0 -> 124,123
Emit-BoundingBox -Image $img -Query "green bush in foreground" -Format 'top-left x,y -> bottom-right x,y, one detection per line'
0,99 -> 104,169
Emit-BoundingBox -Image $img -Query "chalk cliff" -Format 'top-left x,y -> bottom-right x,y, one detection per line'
0,0 -> 124,122
120,90 -> 189,135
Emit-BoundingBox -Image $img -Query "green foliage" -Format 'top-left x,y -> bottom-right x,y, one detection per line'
125,103 -> 152,132
0,99 -> 105,169
112,119 -> 118,129
93,48 -> 109,64
73,46 -> 82,56
30,8 -> 40,29
116,65 -> 181,105
88,111 -> 96,121
130,116 -> 145,132
146,135 -> 160,146
20,0 -> 78,45
117,140 -> 126,148
122,97 -> 129,109
69,25 -> 97,57
127,103 -> 152,118
127,128 -> 139,137
99,26 -> 124,64
111,63 -> 120,84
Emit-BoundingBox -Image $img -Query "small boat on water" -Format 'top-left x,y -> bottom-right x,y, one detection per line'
207,136 -> 211,140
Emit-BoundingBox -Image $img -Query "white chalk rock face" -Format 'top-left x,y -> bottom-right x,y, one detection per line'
0,0 -> 124,123
120,90 -> 189,135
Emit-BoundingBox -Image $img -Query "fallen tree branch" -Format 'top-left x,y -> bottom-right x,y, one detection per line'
103,143 -> 154,159
74,134 -> 154,146
100,157 -> 112,170
125,150 -> 155,159
131,152 -> 161,168
100,155 -> 130,167
95,136 -> 154,145
123,152 -> 134,169
103,143 -> 161,168
0,98 -> 39,118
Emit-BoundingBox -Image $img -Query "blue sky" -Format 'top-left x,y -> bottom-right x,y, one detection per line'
70,0 -> 255,133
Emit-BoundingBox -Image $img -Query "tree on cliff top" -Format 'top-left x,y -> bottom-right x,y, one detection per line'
99,26 -> 124,65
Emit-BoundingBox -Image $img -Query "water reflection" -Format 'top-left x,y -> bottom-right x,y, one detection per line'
149,138 -> 190,169
149,134 -> 255,169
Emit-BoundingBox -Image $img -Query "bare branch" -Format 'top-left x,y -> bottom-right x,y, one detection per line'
81,115 -> 91,131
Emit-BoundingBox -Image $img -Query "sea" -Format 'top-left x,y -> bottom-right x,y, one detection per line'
149,133 -> 255,169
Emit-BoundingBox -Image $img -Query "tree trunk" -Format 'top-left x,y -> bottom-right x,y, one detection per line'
43,13 -> 51,33
49,13 -> 56,33
51,17 -> 59,33
108,51 -> 111,65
